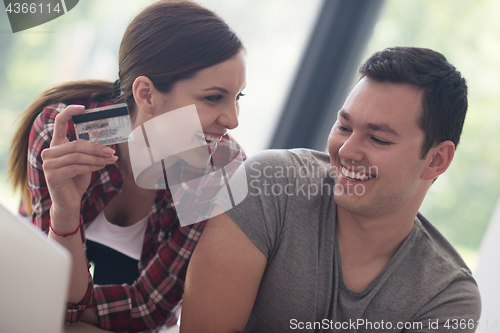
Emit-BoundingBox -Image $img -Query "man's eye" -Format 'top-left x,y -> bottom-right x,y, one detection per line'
372,137 -> 391,146
206,95 -> 223,102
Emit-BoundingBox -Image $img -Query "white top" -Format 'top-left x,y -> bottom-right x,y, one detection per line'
85,211 -> 148,261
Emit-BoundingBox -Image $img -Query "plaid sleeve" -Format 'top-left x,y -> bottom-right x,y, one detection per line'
27,104 -> 61,232
93,221 -> 205,332
26,104 -> 96,324
65,271 -> 95,323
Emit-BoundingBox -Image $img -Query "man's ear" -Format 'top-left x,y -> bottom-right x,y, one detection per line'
421,140 -> 455,181
132,76 -> 161,116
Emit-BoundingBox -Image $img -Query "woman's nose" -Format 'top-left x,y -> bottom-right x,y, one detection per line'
219,103 -> 239,129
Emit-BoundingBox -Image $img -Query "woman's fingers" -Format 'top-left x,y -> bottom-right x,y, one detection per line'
43,151 -> 117,174
41,140 -> 117,182
42,105 -> 119,207
45,164 -> 108,183
42,139 -> 116,161
51,105 -> 86,147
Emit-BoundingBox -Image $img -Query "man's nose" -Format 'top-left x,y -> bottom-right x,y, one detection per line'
338,132 -> 364,163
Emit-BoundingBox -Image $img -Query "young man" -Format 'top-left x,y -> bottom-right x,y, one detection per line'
180,47 -> 481,333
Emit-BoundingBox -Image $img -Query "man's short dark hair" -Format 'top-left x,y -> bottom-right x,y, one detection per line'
358,47 -> 468,159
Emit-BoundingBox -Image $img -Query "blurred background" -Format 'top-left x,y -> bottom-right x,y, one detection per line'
1,0 -> 499,272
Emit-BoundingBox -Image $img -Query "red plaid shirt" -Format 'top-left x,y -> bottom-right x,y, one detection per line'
25,101 -> 245,332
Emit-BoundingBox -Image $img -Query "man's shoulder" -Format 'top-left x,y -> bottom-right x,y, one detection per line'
289,148 -> 331,166
370,214 -> 481,326
245,148 -> 331,173
391,213 -> 480,314
413,213 -> 473,275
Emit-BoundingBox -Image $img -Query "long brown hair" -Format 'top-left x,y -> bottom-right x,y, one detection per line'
8,0 -> 243,214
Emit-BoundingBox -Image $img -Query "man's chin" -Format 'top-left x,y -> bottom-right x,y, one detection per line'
334,192 -> 368,213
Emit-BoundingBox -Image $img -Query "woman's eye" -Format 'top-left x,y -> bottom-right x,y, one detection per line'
335,123 -> 351,132
372,137 -> 391,146
236,92 -> 246,100
205,95 -> 223,102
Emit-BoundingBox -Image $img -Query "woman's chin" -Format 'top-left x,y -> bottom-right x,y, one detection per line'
177,145 -> 214,168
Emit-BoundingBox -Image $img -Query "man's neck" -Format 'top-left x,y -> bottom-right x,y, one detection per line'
336,207 -> 416,292
337,207 -> 416,262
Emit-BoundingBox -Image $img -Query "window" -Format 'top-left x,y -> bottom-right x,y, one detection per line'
0,0 -> 322,210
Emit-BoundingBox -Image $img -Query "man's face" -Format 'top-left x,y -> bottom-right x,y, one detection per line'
327,77 -> 432,218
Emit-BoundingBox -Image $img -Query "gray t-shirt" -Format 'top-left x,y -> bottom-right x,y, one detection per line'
218,149 -> 481,333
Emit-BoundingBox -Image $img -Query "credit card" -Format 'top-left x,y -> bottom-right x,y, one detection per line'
72,103 -> 131,145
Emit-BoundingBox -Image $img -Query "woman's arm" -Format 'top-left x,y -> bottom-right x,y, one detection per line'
28,104 -> 117,323
42,105 -> 117,301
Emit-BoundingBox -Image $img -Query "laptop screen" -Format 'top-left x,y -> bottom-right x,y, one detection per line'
0,203 -> 71,333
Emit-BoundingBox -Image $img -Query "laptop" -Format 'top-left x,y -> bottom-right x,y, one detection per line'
0,202 -> 71,333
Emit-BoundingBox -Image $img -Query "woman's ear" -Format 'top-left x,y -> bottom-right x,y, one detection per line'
421,140 -> 455,181
132,76 -> 161,116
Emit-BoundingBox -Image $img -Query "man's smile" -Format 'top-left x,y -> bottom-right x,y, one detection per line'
340,165 -> 376,181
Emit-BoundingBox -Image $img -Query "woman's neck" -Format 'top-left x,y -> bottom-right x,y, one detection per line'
116,141 -> 134,180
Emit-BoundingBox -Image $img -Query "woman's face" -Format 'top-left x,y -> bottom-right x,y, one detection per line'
130,49 -> 246,169
160,49 -> 247,143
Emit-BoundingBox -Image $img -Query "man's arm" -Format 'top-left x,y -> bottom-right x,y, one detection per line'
181,210 -> 267,333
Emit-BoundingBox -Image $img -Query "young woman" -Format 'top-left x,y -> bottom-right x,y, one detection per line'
8,0 -> 246,331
